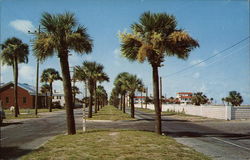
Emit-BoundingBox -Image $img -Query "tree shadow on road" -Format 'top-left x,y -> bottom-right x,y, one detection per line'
0,122 -> 23,127
0,146 -> 32,159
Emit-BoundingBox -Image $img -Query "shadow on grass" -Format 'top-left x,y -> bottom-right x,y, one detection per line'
0,146 -> 32,159
164,131 -> 250,140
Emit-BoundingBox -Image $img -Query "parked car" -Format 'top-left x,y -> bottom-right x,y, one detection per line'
0,106 -> 6,124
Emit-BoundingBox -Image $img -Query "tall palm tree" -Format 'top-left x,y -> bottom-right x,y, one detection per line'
41,68 -> 62,112
40,83 -> 50,108
33,12 -> 93,134
114,72 -> 130,113
1,37 -> 29,117
119,12 -> 199,134
123,74 -> 143,118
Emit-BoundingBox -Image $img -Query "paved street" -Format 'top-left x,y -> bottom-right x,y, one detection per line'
1,108 -> 250,160
132,110 -> 250,160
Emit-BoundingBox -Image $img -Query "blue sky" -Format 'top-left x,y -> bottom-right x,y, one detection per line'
0,0 -> 249,104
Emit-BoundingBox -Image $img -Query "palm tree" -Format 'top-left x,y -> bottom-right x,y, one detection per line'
41,68 -> 62,112
223,91 -> 243,106
40,83 -> 50,108
1,37 -> 29,117
110,87 -> 120,108
123,74 -> 144,118
33,12 -> 93,134
191,92 -> 208,106
72,86 -> 81,108
94,72 -> 109,113
119,12 -> 199,134
114,72 -> 130,113
96,85 -> 107,110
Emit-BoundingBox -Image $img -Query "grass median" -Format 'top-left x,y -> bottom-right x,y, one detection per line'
89,105 -> 134,121
21,129 -> 210,160
4,108 -> 64,120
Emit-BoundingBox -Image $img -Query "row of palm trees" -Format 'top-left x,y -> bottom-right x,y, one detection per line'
1,11 -> 199,135
111,72 -> 144,118
73,61 -> 109,118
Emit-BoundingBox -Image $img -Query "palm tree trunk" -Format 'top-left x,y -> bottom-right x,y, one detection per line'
120,95 -> 122,110
94,82 -> 97,113
97,97 -> 99,111
88,81 -> 93,118
45,93 -> 47,108
59,54 -> 76,135
49,82 -> 53,112
130,94 -> 135,118
152,65 -> 162,135
122,94 -> 126,113
13,60 -> 19,117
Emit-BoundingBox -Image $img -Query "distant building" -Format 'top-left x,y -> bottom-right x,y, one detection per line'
134,96 -> 146,103
177,92 -> 193,104
0,81 -> 43,109
0,81 -> 65,109
52,90 -> 65,107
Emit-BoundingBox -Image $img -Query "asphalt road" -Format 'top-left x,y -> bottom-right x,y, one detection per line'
0,109 -> 82,159
1,108 -> 250,160
133,110 -> 250,160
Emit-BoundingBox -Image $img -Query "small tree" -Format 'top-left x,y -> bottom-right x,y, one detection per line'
223,91 -> 243,106
191,92 -> 208,106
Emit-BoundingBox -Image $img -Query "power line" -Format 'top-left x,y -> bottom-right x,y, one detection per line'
164,36 -> 250,78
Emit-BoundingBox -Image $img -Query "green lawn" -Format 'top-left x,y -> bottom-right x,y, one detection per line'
89,105 -> 134,121
4,108 -> 64,120
21,130 -> 210,160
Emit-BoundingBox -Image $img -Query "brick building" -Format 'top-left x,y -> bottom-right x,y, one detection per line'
0,82 -> 43,109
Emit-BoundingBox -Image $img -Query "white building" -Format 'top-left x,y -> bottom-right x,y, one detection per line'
52,91 -> 65,107
177,92 -> 193,104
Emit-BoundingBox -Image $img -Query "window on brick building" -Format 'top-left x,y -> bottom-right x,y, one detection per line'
6,97 -> 9,103
23,97 -> 27,104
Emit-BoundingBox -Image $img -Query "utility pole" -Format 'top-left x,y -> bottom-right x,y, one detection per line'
82,81 -> 88,132
141,90 -> 143,108
145,87 -> 148,109
28,25 -> 40,116
72,67 -> 76,109
160,77 -> 162,112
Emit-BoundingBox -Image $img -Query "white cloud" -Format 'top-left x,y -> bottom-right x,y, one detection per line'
19,65 -> 35,82
114,48 -> 121,58
10,19 -> 35,34
193,72 -> 200,79
190,59 -> 206,67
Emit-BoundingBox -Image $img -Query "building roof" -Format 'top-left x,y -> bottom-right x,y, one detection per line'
177,92 -> 193,95
0,81 -> 36,94
0,81 -> 64,96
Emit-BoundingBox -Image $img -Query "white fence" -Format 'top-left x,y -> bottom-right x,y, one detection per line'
135,104 -> 250,120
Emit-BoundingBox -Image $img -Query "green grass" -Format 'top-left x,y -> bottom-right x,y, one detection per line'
89,105 -> 134,121
4,108 -> 64,120
21,130 -> 210,160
